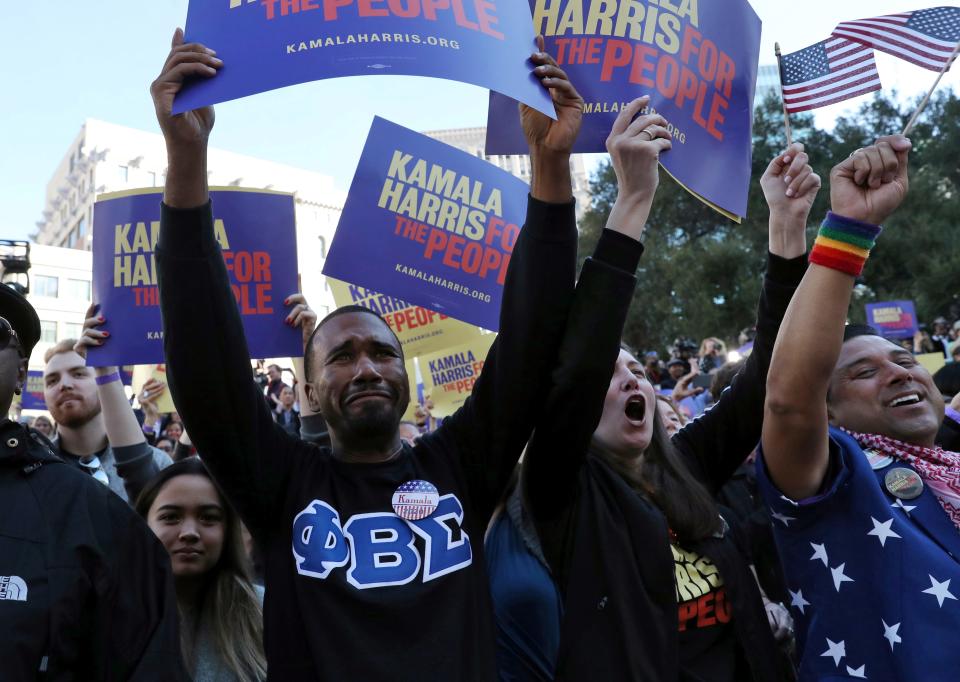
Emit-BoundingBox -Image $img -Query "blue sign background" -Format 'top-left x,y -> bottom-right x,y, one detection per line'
22,370 -> 46,410
174,0 -> 554,118
485,0 -> 761,219
88,188 -> 302,367
866,300 -> 919,340
323,116 -> 530,331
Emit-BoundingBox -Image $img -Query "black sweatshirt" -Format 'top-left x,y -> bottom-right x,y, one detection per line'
156,197 -> 577,681
523,238 -> 806,682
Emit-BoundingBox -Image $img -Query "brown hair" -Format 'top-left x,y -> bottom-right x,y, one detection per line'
136,459 -> 266,681
43,338 -> 79,364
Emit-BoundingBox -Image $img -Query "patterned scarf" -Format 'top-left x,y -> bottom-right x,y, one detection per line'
845,429 -> 960,531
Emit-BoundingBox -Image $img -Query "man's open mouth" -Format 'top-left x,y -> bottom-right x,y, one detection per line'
887,392 -> 922,408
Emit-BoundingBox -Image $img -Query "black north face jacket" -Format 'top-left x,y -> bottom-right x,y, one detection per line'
0,419 -> 188,681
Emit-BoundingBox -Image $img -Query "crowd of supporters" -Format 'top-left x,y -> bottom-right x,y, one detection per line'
2,30 -> 959,682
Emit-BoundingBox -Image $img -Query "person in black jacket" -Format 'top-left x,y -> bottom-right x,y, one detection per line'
0,284 -> 187,681
152,29 -> 583,680
507,101 -> 820,681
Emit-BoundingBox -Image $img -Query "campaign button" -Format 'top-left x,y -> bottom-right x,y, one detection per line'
392,480 -> 440,521
866,449 -> 895,471
884,467 -> 924,500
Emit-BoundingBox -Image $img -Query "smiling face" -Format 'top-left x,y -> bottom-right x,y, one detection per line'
147,473 -> 226,578
304,312 -> 409,451
43,350 -> 101,429
828,335 -> 944,446
592,349 -> 657,462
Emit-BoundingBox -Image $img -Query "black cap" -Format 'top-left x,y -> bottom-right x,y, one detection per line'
0,283 -> 41,358
667,358 -> 687,368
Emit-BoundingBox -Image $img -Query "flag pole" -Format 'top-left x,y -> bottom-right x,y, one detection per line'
902,39 -> 960,136
774,43 -> 794,146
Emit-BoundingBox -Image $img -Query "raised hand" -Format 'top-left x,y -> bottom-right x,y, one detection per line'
74,303 -> 108,361
150,28 -> 220,152
830,135 -> 911,225
284,293 -> 318,351
520,36 -> 584,158
761,143 -> 821,222
604,96 -> 673,237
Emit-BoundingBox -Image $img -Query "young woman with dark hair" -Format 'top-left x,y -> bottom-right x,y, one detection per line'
136,458 -> 267,681
487,101 -> 820,681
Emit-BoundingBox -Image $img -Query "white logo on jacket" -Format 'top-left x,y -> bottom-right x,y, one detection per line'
0,576 -> 27,601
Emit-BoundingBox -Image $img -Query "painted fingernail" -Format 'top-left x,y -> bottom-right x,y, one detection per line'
103,332 -> 110,337
786,189 -> 795,197
98,316 -> 105,322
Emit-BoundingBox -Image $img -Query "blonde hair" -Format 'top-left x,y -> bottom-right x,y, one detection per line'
43,338 -> 79,364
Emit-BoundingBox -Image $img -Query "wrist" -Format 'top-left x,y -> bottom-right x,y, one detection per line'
607,196 -> 653,237
767,215 -> 807,259
530,150 -> 573,204
94,366 -> 120,377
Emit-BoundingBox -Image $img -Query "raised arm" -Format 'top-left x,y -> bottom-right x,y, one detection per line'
75,304 -> 171,502
762,136 -> 911,500
673,145 -> 819,490
152,29 -> 304,537
524,98 -> 670,520
428,46 -> 583,520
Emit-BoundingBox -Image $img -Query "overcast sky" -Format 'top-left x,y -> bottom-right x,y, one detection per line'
0,0 -> 954,239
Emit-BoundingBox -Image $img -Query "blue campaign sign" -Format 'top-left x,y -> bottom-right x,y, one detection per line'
21,371 -> 46,410
323,116 -> 530,331
866,300 -> 919,340
485,0 -> 762,221
88,188 -> 302,367
173,0 -> 554,118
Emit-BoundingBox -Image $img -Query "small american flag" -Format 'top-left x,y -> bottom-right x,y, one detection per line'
779,38 -> 882,113
833,6 -> 960,72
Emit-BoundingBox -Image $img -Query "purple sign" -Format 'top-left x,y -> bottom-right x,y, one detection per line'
866,300 -> 918,340
21,371 -> 46,410
88,188 -> 302,367
323,116 -> 529,331
485,0 -> 761,220
173,0 -> 554,118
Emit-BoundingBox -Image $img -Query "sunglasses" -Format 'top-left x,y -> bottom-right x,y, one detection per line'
78,455 -> 110,486
0,317 -> 23,356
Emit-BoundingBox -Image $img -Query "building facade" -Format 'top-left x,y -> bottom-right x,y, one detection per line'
32,119 -> 346,319
422,127 -> 592,217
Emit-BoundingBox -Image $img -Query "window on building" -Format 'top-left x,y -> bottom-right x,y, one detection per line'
34,275 -> 59,298
39,320 -> 57,344
65,279 -> 91,301
118,165 -> 128,183
61,323 -> 82,340
318,235 -> 327,258
67,228 -> 79,248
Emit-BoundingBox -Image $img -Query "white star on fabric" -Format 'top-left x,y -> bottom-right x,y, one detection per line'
789,589 -> 811,614
831,563 -> 854,592
922,575 -> 957,607
867,517 -> 901,547
846,664 -> 867,678
780,494 -> 800,507
771,511 -> 796,527
821,638 -> 846,667
882,620 -> 902,651
891,499 -> 916,513
810,542 -> 829,567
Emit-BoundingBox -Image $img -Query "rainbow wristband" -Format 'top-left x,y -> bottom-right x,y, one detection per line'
809,212 -> 882,277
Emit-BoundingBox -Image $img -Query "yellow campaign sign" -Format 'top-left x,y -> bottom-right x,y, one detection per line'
916,352 -> 946,377
132,364 -> 176,415
401,358 -> 420,423
327,278 -> 484,357
419,335 -> 495,419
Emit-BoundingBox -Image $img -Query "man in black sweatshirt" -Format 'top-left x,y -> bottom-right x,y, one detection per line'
152,29 -> 582,680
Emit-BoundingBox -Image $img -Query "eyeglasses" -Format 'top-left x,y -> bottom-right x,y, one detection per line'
78,455 -> 110,486
0,317 -> 23,356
